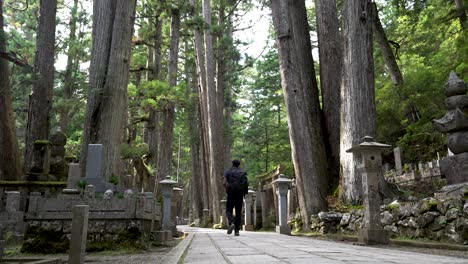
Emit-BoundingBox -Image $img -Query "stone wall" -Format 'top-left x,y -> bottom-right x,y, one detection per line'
308,196 -> 468,244
1,187 -> 162,253
384,160 -> 442,186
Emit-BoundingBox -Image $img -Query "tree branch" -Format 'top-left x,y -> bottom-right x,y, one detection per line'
0,51 -> 31,68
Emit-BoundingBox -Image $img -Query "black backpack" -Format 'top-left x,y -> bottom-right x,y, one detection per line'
228,168 -> 249,195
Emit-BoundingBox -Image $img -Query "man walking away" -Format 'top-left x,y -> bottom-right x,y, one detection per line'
224,159 -> 249,236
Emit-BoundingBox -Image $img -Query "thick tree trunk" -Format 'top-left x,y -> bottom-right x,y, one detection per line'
156,7 -> 180,193
203,0 -> 222,223
190,0 -> 212,214
371,3 -> 403,86
146,11 -> 163,167
24,0 -> 57,174
58,0 -> 79,133
187,55 -> 203,219
340,0 -> 375,204
0,0 -> 22,181
81,0 -> 137,180
315,0 -> 342,192
271,0 -> 329,229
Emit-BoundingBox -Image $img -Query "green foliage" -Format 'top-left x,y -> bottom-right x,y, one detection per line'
121,143 -> 149,159
77,179 -> 88,189
110,174 -> 120,186
375,0 -> 467,162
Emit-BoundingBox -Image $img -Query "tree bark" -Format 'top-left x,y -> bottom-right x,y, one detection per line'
156,5 -> 180,193
0,0 -> 22,181
271,0 -> 329,229
203,0 -> 223,223
24,0 -> 57,174
187,47 -> 203,219
190,0 -> 212,214
315,0 -> 342,192
371,3 -> 403,86
81,0 -> 137,180
146,8 -> 163,167
340,0 -> 375,204
454,0 -> 467,29
58,0 -> 79,133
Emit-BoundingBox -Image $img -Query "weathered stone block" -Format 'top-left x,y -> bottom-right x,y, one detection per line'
440,153 -> 468,185
445,95 -> 468,110
448,131 -> 468,154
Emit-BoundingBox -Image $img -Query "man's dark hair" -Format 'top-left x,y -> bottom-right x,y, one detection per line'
232,159 -> 241,167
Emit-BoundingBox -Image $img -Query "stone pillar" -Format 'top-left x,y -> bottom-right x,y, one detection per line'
84,144 -> 107,192
68,205 -> 89,264
347,136 -> 390,244
202,209 -> 210,227
393,147 -> 403,175
6,191 -> 20,213
220,200 -> 227,228
67,163 -> 81,189
272,174 -> 292,235
160,176 -> 177,232
243,188 -> 255,231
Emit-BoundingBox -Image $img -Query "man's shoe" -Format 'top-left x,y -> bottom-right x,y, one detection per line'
227,224 -> 235,235
234,231 -> 239,236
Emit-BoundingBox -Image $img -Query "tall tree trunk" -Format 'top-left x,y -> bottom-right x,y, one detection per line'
315,0 -> 342,193
454,0 -> 467,29
0,0 -> 21,181
203,0 -> 222,223
271,0 -> 329,229
216,0 -> 228,168
81,0 -> 137,180
371,3 -> 403,86
156,6 -> 180,192
190,0 -> 212,214
187,47 -> 203,219
340,0 -> 375,204
24,0 -> 57,174
146,10 -> 163,167
58,0 -> 79,133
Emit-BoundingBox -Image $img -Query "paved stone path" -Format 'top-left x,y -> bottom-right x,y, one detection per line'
170,226 -> 467,264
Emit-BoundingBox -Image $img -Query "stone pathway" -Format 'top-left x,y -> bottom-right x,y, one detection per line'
169,226 -> 467,264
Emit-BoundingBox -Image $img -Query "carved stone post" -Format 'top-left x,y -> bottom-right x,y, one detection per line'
68,205 -> 89,264
160,176 -> 177,232
346,136 -> 390,244
243,188 -> 255,231
272,174 -> 292,235
220,200 -> 227,228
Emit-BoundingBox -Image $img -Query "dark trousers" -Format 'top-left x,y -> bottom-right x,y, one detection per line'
226,192 -> 243,231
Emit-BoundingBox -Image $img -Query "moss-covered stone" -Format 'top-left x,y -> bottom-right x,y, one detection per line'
21,225 -> 69,254
34,140 -> 52,146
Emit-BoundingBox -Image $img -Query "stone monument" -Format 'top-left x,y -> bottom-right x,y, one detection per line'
347,136 -> 390,244
433,71 -> 468,185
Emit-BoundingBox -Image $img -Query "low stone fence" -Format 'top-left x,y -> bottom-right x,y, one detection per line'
307,196 -> 468,244
21,187 -> 161,253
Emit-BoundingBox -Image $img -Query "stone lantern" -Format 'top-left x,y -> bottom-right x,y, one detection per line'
243,188 -> 256,231
346,136 -> 390,244
272,174 -> 293,235
159,176 -> 177,232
